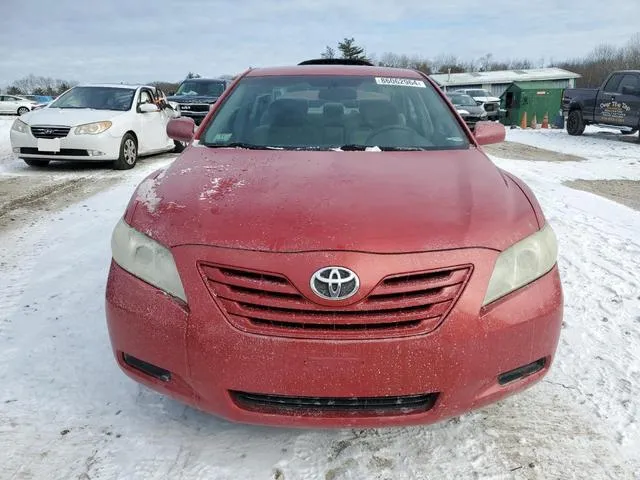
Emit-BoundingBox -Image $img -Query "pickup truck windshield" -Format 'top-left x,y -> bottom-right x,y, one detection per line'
49,86 -> 135,111
201,75 -> 469,151
175,81 -> 225,97
467,90 -> 490,97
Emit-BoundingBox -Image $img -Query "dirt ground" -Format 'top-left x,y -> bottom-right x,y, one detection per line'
564,179 -> 640,212
483,141 -> 586,162
0,156 -> 175,234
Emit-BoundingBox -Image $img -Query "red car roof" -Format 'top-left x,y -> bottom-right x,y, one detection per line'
245,65 -> 426,78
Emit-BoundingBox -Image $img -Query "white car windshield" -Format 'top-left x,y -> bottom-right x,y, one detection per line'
200,74 -> 469,151
49,86 -> 136,111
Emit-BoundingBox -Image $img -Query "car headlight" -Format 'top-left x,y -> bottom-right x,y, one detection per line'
75,121 -> 112,135
11,119 -> 29,133
483,223 -> 558,306
457,109 -> 470,116
111,218 -> 187,302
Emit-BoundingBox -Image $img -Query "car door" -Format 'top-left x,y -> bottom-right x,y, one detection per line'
6,96 -> 23,113
0,96 -> 7,113
595,73 -> 624,125
616,73 -> 640,129
136,88 -> 168,153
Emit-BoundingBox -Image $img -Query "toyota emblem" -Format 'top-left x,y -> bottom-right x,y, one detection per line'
310,267 -> 360,301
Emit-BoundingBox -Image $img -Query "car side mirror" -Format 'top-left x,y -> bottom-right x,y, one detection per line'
139,103 -> 159,113
622,85 -> 639,96
167,117 -> 195,142
474,121 -> 505,145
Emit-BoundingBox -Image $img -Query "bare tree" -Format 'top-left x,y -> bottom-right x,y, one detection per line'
9,74 -> 77,95
321,46 -> 336,59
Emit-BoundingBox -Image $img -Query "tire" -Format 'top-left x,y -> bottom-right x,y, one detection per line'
23,159 -> 50,167
566,110 -> 585,136
17,107 -> 29,115
113,133 -> 138,170
173,140 -> 187,153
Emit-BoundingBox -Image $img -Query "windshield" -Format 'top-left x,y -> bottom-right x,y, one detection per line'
49,86 -> 135,111
448,94 -> 477,106
468,90 -> 490,97
175,81 -> 225,97
200,75 -> 469,151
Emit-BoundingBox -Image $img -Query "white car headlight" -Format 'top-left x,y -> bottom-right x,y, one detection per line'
457,109 -> 470,116
11,119 -> 29,133
75,121 -> 112,135
483,223 -> 558,306
111,218 -> 187,302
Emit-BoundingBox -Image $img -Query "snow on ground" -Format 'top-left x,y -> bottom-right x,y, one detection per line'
0,125 -> 639,479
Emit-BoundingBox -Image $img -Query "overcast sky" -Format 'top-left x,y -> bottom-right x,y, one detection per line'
2,0 -> 638,86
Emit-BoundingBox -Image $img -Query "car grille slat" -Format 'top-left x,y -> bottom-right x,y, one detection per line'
224,299 -> 450,324
179,103 -> 210,112
230,391 -> 440,416
30,125 -> 71,139
200,262 -> 471,339
201,265 -> 298,295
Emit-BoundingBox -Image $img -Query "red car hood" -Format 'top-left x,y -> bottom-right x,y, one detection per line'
129,147 -> 539,253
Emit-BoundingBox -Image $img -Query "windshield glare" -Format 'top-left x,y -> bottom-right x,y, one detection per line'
201,75 -> 469,151
49,86 -> 135,111
175,81 -> 225,96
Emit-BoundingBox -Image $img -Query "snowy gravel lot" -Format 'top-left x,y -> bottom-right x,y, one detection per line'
1,117 -> 639,479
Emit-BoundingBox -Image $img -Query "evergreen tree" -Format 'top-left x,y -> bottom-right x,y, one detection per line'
337,38 -> 367,60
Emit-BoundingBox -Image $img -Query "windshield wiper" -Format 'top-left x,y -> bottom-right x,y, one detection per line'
378,146 -> 429,151
205,142 -> 282,150
335,145 -> 428,151
336,144 -> 368,151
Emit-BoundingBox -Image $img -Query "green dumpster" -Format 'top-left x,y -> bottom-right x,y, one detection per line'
500,81 -> 565,127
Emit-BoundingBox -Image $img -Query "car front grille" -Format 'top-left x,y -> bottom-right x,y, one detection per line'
230,391 -> 440,416
199,263 -> 472,339
20,147 -> 88,156
30,125 -> 71,138
484,103 -> 497,112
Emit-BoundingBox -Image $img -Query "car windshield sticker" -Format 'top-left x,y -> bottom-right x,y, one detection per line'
375,77 -> 426,88
213,133 -> 232,142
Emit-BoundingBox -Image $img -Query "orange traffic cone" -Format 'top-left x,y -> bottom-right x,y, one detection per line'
520,111 -> 527,129
541,112 -> 549,129
531,114 -> 537,129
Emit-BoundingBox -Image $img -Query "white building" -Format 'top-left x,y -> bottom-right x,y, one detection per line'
430,68 -> 581,97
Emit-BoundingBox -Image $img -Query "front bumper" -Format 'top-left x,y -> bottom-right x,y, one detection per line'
10,127 -> 121,161
105,245 -> 563,428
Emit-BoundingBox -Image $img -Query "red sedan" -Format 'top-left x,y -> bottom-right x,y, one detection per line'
105,59 -> 563,428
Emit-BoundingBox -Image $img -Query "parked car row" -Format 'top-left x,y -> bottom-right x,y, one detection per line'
7,71 -> 508,171
7,76 -> 230,170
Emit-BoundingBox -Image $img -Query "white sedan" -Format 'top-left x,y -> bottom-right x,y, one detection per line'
10,84 -> 182,169
0,94 -> 37,115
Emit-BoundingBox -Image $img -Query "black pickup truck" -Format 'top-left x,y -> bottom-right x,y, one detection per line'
166,78 -> 229,125
562,70 -> 640,136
